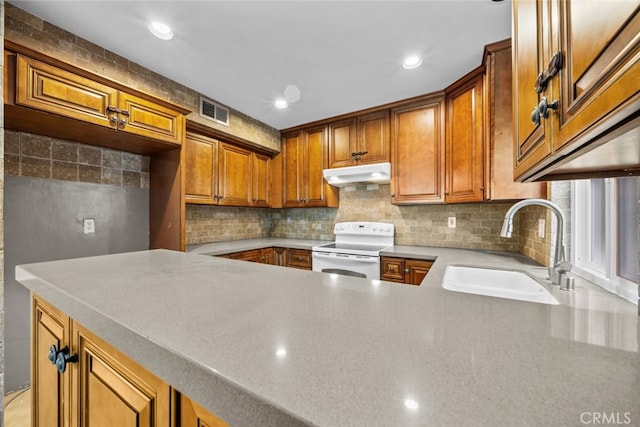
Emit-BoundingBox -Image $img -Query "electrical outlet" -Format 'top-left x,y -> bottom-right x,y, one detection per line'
83,218 -> 95,234
538,219 -> 545,238
448,217 -> 456,228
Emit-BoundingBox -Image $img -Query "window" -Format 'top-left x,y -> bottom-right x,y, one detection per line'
572,178 -> 638,303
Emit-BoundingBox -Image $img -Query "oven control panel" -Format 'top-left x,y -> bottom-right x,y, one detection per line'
333,222 -> 394,236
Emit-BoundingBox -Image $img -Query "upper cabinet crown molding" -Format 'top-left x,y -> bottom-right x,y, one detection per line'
512,0 -> 640,182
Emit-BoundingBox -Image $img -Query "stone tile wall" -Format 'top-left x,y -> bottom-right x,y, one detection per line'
4,3 -> 281,152
4,130 -> 150,189
186,184 -> 552,260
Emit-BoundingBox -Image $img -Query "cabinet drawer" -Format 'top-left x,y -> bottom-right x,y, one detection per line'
287,249 -> 312,270
380,257 -> 406,283
118,91 -> 184,145
16,54 -> 117,128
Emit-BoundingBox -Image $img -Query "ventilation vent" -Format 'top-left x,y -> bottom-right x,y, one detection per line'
199,97 -> 229,126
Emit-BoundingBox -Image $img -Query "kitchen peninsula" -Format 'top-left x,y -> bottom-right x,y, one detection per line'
17,249 -> 639,426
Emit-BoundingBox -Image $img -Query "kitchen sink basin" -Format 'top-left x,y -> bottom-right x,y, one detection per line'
442,265 -> 560,305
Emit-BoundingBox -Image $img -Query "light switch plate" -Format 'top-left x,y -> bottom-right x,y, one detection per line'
83,218 -> 95,234
448,217 -> 456,228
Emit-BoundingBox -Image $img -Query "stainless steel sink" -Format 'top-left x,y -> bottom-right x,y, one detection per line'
442,265 -> 560,305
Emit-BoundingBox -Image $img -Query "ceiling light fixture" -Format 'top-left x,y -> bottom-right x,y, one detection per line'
403,56 -> 423,70
274,99 -> 288,109
148,21 -> 174,40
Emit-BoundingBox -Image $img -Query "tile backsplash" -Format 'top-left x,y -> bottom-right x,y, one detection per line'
186,184 -> 547,262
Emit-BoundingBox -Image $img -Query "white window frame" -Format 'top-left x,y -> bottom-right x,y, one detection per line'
571,178 -> 638,304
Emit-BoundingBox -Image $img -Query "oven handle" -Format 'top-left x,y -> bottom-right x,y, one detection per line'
312,252 -> 380,263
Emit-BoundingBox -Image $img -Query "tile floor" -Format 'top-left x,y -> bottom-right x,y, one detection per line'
3,388 -> 31,426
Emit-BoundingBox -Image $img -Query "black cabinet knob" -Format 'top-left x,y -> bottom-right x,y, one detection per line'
48,345 -> 58,364
54,347 -> 78,374
537,97 -> 559,119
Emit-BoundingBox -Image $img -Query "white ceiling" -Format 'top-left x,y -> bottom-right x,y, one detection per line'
9,0 -> 512,130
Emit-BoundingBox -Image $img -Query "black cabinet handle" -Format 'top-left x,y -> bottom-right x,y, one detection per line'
531,107 -> 541,126
54,347 -> 78,374
537,97 -> 559,119
534,51 -> 563,94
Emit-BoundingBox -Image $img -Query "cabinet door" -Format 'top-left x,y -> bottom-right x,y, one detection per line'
391,98 -> 445,204
380,257 -> 406,283
224,249 -> 262,262
357,110 -> 390,165
217,143 -> 252,207
274,248 -> 288,266
252,153 -> 271,207
179,393 -> 229,427
328,119 -> 356,168
553,1 -> 640,150
404,260 -> 433,285
260,247 -> 275,265
72,321 -> 171,427
282,132 -> 304,207
445,72 -> 485,203
305,126 -> 334,207
32,295 -> 70,427
512,0 -> 553,180
484,41 -> 547,200
118,91 -> 184,146
15,54 -> 118,128
184,133 -> 218,204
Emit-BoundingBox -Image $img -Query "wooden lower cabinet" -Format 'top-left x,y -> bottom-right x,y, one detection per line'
286,249 -> 312,270
32,294 -> 228,427
274,247 -> 288,266
179,393 -> 228,427
380,257 -> 433,285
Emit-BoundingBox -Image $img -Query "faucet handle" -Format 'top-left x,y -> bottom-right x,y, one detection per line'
555,260 -> 572,273
559,272 -> 575,291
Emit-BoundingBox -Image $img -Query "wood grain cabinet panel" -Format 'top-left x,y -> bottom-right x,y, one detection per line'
72,322 -> 172,427
327,112 -> 390,168
286,249 -> 313,270
512,0 -> 640,181
32,296 -> 70,427
184,133 -> 270,207
118,92 -> 185,146
179,394 -> 229,427
445,69 -> 485,203
390,97 -> 446,204
282,128 -> 338,208
380,257 -> 433,285
16,54 -> 117,128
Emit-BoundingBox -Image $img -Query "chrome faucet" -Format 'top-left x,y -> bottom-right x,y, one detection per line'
500,199 -> 573,288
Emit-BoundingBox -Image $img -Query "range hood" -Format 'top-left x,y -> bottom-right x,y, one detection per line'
323,162 -> 391,187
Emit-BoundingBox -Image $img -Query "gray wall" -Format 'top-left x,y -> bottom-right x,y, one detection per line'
4,176 -> 149,391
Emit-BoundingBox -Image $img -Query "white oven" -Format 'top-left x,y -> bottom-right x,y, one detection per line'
312,222 -> 394,280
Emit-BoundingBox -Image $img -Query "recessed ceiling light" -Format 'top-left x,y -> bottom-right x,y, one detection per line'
403,56 -> 423,70
148,21 -> 174,40
274,99 -> 289,109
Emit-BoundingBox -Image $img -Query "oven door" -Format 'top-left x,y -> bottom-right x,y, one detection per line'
312,252 -> 380,280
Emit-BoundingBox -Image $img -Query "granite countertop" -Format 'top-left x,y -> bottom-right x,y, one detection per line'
16,247 -> 639,426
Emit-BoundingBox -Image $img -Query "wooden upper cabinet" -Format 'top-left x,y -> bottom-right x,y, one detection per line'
13,53 -> 185,148
184,132 -> 271,207
252,153 -> 271,207
484,40 -> 547,200
218,142 -> 252,206
512,0 -> 640,181
117,92 -> 185,145
184,133 -> 218,204
554,1 -> 640,150
328,111 -> 390,168
282,128 -> 338,208
512,0 -> 553,180
328,119 -> 356,168
390,96 -> 445,204
15,54 -> 117,128
445,69 -> 485,203
357,110 -> 390,165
